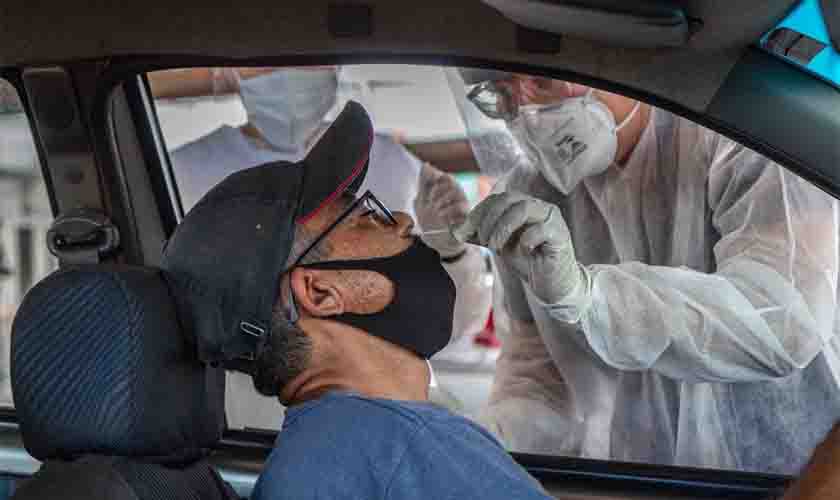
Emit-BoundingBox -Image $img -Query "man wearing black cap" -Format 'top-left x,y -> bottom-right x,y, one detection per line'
161,101 -> 551,499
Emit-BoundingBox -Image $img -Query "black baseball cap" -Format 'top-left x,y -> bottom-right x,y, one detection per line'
162,101 -> 373,363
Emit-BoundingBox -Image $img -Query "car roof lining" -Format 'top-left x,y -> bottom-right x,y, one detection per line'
0,0 -> 800,113
10,1 -> 840,200
481,0 -> 693,48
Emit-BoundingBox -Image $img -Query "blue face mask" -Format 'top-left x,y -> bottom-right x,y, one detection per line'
239,68 -> 339,157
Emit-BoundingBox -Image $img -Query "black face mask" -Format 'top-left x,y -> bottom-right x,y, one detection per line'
302,238 -> 455,359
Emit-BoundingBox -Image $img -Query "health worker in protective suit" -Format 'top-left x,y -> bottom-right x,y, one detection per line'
162,67 -> 491,429
448,68 -> 840,474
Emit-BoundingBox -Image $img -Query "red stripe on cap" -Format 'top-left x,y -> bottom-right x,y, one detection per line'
296,129 -> 373,225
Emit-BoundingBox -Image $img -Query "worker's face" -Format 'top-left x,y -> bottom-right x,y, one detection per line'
468,75 -> 597,122
485,75 -> 636,133
495,74 -> 590,107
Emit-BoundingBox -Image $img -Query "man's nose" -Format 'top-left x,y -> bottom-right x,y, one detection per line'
391,211 -> 415,237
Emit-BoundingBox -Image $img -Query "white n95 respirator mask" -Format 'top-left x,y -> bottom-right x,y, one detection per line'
239,68 -> 339,158
508,91 -> 639,194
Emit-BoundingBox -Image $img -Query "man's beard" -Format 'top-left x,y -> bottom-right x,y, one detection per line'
252,323 -> 312,399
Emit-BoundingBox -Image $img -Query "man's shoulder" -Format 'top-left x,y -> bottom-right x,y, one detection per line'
253,393 -> 436,500
280,392 -> 505,465
270,392 -> 505,464
254,393 -> 547,500
283,392 -> 438,434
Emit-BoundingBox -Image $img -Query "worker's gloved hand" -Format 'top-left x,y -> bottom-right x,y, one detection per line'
414,163 -> 470,259
453,191 -> 585,305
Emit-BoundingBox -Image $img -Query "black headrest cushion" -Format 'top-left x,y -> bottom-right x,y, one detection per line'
11,266 -> 225,462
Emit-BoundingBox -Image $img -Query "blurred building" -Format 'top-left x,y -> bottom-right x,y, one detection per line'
0,83 -> 57,406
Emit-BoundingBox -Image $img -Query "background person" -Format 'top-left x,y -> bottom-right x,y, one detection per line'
157,67 -> 420,215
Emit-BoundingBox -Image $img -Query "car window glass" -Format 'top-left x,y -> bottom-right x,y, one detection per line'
149,65 -> 840,477
0,78 -> 56,408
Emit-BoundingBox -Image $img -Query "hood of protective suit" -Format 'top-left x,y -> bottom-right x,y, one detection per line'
444,68 -> 531,178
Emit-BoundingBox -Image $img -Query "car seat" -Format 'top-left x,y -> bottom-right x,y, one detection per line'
9,266 -> 237,500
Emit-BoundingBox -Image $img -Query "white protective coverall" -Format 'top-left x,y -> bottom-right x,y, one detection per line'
460,90 -> 840,474
170,68 -> 490,430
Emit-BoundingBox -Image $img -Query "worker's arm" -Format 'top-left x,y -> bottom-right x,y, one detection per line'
441,246 -> 492,345
538,132 -> 840,383
479,259 -> 581,454
413,162 -> 493,345
148,67 -> 271,99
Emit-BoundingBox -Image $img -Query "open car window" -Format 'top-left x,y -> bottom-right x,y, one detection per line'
0,79 -> 56,408
148,64 -> 840,477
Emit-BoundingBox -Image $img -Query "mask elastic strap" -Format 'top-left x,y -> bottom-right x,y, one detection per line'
426,360 -> 438,389
616,101 -> 642,132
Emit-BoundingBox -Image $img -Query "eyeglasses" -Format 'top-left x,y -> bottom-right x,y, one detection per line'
285,190 -> 396,325
467,80 -> 519,121
289,190 -> 397,269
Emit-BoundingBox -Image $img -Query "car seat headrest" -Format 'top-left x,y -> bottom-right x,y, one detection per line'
11,266 -> 226,462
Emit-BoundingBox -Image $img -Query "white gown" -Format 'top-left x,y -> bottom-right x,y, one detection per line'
480,107 -> 840,474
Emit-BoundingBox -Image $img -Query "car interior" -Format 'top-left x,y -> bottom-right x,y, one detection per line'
0,0 -> 836,498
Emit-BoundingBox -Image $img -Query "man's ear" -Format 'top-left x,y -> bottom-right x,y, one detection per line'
289,268 -> 346,317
